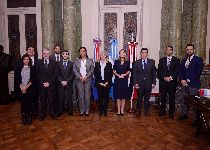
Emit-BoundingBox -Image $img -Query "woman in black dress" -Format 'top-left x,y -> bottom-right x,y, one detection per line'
113,49 -> 131,115
94,51 -> 113,116
14,54 -> 36,125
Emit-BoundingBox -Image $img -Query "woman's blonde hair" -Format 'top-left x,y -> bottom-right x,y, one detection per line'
118,49 -> 127,61
95,51 -> 109,62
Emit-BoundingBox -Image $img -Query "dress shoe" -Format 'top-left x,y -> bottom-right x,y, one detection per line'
135,112 -> 141,117
68,112 -> 73,116
177,115 -> 188,120
27,113 -> 33,125
85,114 -> 89,117
117,113 -> 121,116
50,114 -> 57,120
169,113 -> 174,119
159,111 -> 165,117
39,115 -> 46,121
145,112 -> 150,117
79,114 -> 83,117
21,114 -> 27,125
57,112 -> 62,117
120,113 -> 124,116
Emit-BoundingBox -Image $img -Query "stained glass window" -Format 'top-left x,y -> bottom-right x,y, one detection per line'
104,13 -> 117,52
104,0 -> 137,5
123,12 -> 137,49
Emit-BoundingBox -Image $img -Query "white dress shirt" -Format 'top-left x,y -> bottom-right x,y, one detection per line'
80,59 -> 87,77
100,61 -> 106,81
30,56 -> 35,66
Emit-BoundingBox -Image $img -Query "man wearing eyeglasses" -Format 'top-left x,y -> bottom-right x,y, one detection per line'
178,44 -> 203,120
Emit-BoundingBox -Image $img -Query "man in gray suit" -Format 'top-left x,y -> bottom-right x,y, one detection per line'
73,47 -> 94,116
133,48 -> 156,117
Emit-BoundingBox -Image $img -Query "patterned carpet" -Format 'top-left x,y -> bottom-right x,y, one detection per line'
0,101 -> 209,150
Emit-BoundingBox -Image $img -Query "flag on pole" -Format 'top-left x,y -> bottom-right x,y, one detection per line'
108,39 -> 118,100
93,37 -> 102,60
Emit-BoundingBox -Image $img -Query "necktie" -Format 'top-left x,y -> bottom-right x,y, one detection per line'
44,59 -> 48,68
143,60 -> 147,71
63,61 -> 67,70
56,55 -> 59,61
167,57 -> 171,69
188,56 -> 191,63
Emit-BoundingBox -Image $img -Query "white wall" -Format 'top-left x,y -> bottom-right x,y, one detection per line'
81,0 -> 162,65
0,0 -> 5,50
142,0 -> 162,66
81,0 -> 99,58
206,0 -> 210,64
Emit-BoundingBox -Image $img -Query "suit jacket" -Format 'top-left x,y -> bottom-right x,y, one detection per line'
158,56 -> 180,85
94,61 -> 113,87
14,66 -> 37,99
50,54 -> 62,61
35,59 -> 58,87
179,55 -> 203,88
73,58 -> 94,81
133,58 -> 156,90
58,60 -> 74,85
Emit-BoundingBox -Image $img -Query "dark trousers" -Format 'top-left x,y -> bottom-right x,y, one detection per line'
20,93 -> 33,115
39,86 -> 55,116
137,82 -> 151,113
160,82 -> 176,113
97,84 -> 110,115
58,83 -> 73,114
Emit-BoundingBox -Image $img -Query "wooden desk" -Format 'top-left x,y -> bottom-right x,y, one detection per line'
184,95 -> 210,136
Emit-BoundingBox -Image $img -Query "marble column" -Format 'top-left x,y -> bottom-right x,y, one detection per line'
63,0 -> 77,60
160,0 -> 170,58
41,0 -> 55,53
182,0 -> 194,53
54,0 -> 63,46
168,0 -> 183,58
192,0 -> 208,60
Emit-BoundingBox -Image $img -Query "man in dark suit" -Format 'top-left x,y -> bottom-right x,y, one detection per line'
0,45 -> 12,104
133,48 -> 156,117
178,44 -> 203,120
158,46 -> 180,119
49,44 -> 62,114
57,50 -> 74,116
50,44 -> 62,62
36,48 -> 58,120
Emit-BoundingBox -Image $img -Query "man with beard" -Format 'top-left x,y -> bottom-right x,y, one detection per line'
50,44 -> 62,62
178,44 -> 203,120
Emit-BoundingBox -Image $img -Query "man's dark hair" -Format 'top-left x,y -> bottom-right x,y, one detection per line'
186,43 -> 194,49
62,50 -> 69,55
141,48 -> 148,53
166,46 -> 173,50
0,45 -> 4,52
54,44 -> 62,50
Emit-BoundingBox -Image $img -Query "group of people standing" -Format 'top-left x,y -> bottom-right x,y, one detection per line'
13,43 -> 203,125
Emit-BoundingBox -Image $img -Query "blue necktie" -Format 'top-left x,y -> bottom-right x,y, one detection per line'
63,62 -> 67,70
143,60 -> 147,71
